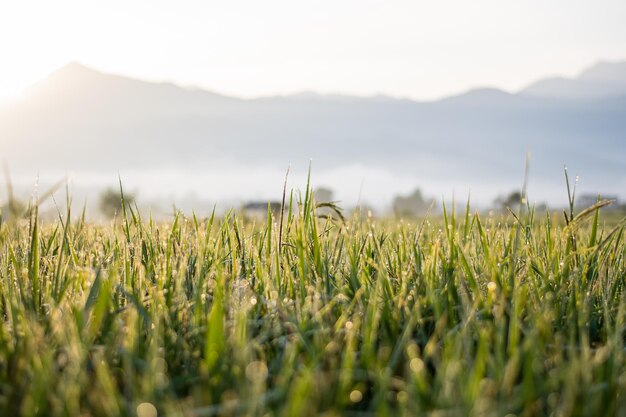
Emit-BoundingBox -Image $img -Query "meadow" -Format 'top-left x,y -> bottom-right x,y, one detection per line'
0,179 -> 624,417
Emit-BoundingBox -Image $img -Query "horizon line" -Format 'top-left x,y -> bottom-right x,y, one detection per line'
7,56 -> 625,105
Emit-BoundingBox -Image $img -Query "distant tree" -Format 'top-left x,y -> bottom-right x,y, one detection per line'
493,191 -> 521,211
392,188 -> 434,217
99,188 -> 135,218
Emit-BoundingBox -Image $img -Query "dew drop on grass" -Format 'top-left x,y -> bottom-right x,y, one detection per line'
349,390 -> 363,403
245,361 -> 268,383
136,402 -> 157,417
397,391 -> 409,403
410,358 -> 425,373
406,343 -> 419,357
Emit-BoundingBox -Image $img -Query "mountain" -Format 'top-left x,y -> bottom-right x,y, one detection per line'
1,60 -> 625,204
520,61 -> 626,100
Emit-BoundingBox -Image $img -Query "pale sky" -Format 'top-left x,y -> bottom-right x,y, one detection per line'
1,0 -> 626,102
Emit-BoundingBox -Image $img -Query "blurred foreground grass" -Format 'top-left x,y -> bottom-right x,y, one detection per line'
0,185 -> 624,417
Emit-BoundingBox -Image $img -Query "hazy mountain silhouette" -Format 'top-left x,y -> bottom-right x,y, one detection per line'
520,61 -> 626,100
1,60 -> 625,201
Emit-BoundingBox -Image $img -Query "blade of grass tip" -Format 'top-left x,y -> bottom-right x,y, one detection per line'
303,160 -> 312,227
65,179 -> 72,224
52,191 -> 72,301
192,209 -> 199,232
545,209 -> 553,259
4,162 -> 18,218
79,200 -> 87,231
118,175 -> 131,244
204,205 -> 216,248
148,208 -> 154,230
28,193 -> 40,313
563,166 -> 578,253
132,200 -> 142,226
452,192 -> 456,230
518,150 -> 530,219
452,193 -> 457,259
589,195 -> 601,248
279,165 -> 290,257
564,165 -> 573,222
442,196 -> 452,248
565,167 -> 579,221
463,192 -> 471,242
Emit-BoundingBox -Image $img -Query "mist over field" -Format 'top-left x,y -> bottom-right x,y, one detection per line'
2,60 -> 625,214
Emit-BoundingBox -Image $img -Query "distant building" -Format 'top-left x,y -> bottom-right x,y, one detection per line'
242,201 -> 283,219
314,187 -> 335,217
577,194 -> 619,209
314,187 -> 334,204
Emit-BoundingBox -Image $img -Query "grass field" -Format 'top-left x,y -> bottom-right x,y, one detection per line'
0,180 -> 625,417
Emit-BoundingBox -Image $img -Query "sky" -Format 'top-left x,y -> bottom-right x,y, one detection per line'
1,0 -> 626,102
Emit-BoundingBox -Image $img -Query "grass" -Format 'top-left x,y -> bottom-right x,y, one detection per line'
0,181 -> 624,417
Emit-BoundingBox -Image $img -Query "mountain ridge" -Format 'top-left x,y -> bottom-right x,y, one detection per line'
520,60 -> 626,100
1,59 -> 625,203
12,58 -> 626,106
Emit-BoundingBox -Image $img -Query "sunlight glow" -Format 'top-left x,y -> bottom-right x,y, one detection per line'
0,0 -> 625,100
